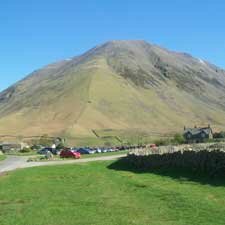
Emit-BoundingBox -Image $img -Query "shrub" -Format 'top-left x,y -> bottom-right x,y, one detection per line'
213,131 -> 225,139
56,143 -> 65,150
20,147 -> 32,153
31,145 -> 42,150
154,138 -> 170,146
172,133 -> 185,145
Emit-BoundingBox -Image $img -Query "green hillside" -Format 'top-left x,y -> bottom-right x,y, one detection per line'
0,40 -> 225,144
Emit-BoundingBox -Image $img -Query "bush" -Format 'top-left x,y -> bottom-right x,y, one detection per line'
213,131 -> 225,139
31,145 -> 42,150
20,147 -> 32,153
153,134 -> 185,146
56,143 -> 65,150
172,133 -> 185,145
154,138 -> 170,146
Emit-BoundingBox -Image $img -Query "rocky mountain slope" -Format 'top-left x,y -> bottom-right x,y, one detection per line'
0,40 -> 225,140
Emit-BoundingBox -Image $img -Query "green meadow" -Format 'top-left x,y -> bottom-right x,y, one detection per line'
0,160 -> 225,225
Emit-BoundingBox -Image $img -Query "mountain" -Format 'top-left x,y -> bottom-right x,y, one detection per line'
0,40 -> 225,143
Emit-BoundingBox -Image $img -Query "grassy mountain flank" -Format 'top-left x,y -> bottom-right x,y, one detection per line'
0,40 -> 225,143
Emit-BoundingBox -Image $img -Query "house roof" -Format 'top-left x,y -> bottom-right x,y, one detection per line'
184,127 -> 212,136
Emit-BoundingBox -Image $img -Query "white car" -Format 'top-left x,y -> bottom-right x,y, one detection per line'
96,148 -> 102,153
102,148 -> 107,153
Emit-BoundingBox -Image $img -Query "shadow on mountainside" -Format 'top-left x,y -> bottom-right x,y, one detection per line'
107,151 -> 225,187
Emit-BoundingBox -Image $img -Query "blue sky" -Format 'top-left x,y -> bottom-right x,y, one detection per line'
0,0 -> 224,91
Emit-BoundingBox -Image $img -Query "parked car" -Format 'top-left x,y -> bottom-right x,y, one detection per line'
60,149 -> 81,159
76,148 -> 95,154
101,148 -> 108,153
38,147 -> 53,155
38,147 -> 61,155
31,145 -> 44,151
95,148 -> 102,153
149,144 -> 157,149
112,147 -> 118,151
118,146 -> 126,151
88,148 -> 96,154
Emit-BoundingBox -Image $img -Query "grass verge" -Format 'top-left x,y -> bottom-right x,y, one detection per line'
0,155 -> 6,161
5,151 -> 38,156
0,160 -> 225,225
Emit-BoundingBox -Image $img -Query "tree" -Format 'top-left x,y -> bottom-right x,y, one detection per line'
173,133 -> 185,144
56,142 -> 65,150
213,132 -> 225,139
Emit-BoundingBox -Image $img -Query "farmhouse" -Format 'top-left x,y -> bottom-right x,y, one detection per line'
183,126 -> 213,143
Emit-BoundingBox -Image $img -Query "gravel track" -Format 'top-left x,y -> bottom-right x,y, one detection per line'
0,154 -> 126,174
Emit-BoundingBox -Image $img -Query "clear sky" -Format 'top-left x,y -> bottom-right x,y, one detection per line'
0,0 -> 224,91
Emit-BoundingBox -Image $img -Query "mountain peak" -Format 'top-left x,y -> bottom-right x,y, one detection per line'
91,40 -> 151,53
103,39 -> 148,45
0,41 -> 225,142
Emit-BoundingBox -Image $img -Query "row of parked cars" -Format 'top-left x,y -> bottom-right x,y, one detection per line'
37,145 -> 147,159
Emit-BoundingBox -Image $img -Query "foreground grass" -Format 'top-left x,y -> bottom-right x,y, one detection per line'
0,155 -> 6,161
0,161 -> 225,225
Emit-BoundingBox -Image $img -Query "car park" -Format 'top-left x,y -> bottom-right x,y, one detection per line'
78,144 -> 140,154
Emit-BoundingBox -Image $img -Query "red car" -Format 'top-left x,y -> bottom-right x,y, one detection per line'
149,144 -> 157,148
60,149 -> 81,159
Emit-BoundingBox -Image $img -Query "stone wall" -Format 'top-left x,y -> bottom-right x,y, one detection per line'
125,142 -> 225,177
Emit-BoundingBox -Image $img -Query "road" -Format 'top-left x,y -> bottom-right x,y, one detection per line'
0,154 -> 126,174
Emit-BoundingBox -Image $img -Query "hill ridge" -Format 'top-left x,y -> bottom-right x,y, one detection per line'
0,40 -> 225,143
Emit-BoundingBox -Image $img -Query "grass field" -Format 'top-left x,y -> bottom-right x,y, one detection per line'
0,160 -> 225,225
67,129 -> 173,147
0,155 -> 6,161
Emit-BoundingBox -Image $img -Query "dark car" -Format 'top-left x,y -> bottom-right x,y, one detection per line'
38,147 -> 60,155
31,145 -> 44,151
38,147 -> 53,155
118,146 -> 126,151
76,148 -> 95,154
